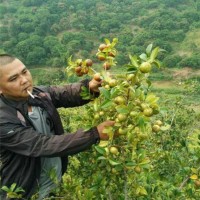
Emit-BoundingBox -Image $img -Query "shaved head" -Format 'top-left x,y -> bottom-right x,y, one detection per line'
0,54 -> 17,78
0,54 -> 16,66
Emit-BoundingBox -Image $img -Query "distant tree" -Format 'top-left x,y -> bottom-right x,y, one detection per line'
26,47 -> 46,65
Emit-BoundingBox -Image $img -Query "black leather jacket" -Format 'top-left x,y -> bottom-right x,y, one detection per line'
0,81 -> 100,199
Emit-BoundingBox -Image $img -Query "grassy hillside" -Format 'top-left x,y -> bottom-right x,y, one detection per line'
0,0 -> 200,68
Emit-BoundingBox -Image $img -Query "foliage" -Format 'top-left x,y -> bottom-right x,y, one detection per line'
1,0 -> 200,67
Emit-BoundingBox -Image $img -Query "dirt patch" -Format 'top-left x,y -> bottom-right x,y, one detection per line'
172,67 -> 193,79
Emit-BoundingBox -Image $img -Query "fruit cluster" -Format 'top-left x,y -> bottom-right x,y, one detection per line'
96,40 -> 117,70
74,58 -> 93,77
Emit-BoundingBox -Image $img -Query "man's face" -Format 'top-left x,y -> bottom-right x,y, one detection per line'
0,58 -> 33,101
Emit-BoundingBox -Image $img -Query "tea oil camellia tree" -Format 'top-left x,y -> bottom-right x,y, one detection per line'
65,38 -> 167,199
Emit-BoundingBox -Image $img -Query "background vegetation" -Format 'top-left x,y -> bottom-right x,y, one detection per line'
1,0 -> 200,68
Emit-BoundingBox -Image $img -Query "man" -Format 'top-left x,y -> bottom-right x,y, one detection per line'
0,54 -> 115,199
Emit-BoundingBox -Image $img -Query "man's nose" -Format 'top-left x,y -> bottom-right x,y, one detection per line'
20,75 -> 28,84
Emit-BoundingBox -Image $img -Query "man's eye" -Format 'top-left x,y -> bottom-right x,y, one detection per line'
10,77 -> 17,81
23,70 -> 27,74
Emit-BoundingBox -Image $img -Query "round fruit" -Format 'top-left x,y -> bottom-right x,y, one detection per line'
98,54 -> 106,61
155,120 -> 163,126
118,127 -> 127,135
103,62 -> 111,70
143,108 -> 153,117
152,124 -> 160,132
194,180 -> 200,188
104,84 -> 110,89
114,96 -> 126,105
109,146 -> 119,155
130,111 -> 138,117
134,166 -> 141,174
99,111 -> 104,116
85,59 -> 93,67
75,66 -> 82,73
94,113 -> 100,120
99,43 -> 107,51
126,74 -> 135,81
108,79 -> 117,87
139,62 -> 152,73
93,73 -> 101,82
108,51 -> 115,57
82,67 -> 89,74
117,114 -> 127,122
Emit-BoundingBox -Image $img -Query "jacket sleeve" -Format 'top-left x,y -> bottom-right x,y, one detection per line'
38,79 -> 99,108
0,122 -> 100,157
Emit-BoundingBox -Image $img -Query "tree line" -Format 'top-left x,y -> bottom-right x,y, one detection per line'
0,0 -> 200,68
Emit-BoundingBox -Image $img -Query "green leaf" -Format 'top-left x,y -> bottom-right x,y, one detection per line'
1,186 -> 10,192
125,161 -> 136,167
10,183 -> 17,192
149,47 -> 159,62
95,146 -> 106,155
139,53 -> 147,61
97,156 -> 107,160
108,159 -> 121,166
116,105 -> 129,114
101,100 -> 114,109
129,54 -> 139,68
99,87 -> 111,99
146,43 -> 153,55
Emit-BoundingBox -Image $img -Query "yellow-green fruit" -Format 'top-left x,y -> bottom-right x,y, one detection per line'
134,166 -> 141,174
194,180 -> 200,188
99,111 -> 105,116
140,103 -> 149,111
104,84 -> 110,89
109,146 -> 119,155
139,62 -> 152,73
118,127 -> 127,135
152,124 -> 161,132
126,74 -> 135,81
117,114 -> 127,122
109,79 -> 117,87
114,96 -> 126,105
130,111 -> 138,117
94,114 -> 100,120
143,108 -> 153,117
155,120 -> 163,126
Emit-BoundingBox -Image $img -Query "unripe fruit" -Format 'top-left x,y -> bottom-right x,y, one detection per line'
155,120 -> 163,126
143,108 -> 153,117
152,124 -> 160,132
134,166 -> 141,174
94,113 -> 100,120
118,128 -> 127,135
114,96 -> 126,105
104,84 -> 110,89
85,59 -> 93,67
126,74 -> 135,81
130,111 -> 138,117
108,79 -> 117,87
139,62 -> 152,73
109,146 -> 119,155
117,114 -> 127,122
194,180 -> 200,188
99,111 -> 104,116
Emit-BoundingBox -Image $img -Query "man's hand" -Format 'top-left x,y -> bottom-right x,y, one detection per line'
97,120 -> 115,140
89,76 -> 102,93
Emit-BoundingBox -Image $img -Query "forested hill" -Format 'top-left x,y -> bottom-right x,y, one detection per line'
0,0 -> 200,69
